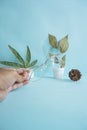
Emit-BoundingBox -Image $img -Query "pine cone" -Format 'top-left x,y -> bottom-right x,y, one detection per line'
69,69 -> 82,81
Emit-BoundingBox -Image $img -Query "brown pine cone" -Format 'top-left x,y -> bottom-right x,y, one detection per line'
69,69 -> 82,81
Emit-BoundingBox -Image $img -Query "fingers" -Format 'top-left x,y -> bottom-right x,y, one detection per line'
0,68 -> 30,102
15,69 -> 29,83
0,68 -> 30,92
0,68 -> 30,74
15,74 -> 25,83
17,69 -> 29,74
7,83 -> 24,92
7,80 -> 29,92
0,68 -> 16,71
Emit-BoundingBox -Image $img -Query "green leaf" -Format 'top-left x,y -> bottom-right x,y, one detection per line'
0,61 -> 24,68
62,55 -> 66,61
26,46 -> 31,64
49,34 -> 58,48
59,35 -> 69,53
0,45 -> 37,68
27,60 -> 38,68
8,45 -> 25,65
60,55 -> 66,68
54,57 -> 59,63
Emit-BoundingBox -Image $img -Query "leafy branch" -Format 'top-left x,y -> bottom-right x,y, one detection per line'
48,34 -> 69,53
59,55 -> 66,68
0,45 -> 37,68
48,34 -> 69,68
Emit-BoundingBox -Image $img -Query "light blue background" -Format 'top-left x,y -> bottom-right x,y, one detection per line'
0,0 -> 87,76
0,0 -> 87,130
0,78 -> 87,130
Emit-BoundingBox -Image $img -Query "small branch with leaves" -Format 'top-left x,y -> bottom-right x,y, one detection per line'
48,34 -> 69,68
0,45 -> 37,68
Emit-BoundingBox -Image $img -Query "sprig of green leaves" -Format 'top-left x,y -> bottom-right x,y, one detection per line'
59,55 -> 66,68
0,45 -> 37,68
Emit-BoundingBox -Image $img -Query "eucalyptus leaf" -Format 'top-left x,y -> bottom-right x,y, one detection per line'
0,61 -> 23,68
26,46 -> 31,64
60,55 -> 66,68
54,57 -> 59,63
27,60 -> 38,67
8,45 -> 25,65
0,45 -> 38,68
49,34 -> 58,48
59,35 -> 69,53
62,55 -> 66,61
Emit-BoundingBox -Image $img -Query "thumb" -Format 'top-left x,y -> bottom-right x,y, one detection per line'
14,72 -> 25,83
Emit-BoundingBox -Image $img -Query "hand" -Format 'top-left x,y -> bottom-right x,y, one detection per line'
0,68 -> 29,102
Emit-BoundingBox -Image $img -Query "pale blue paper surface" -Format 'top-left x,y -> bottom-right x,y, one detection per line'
0,77 -> 87,130
0,0 -> 87,129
